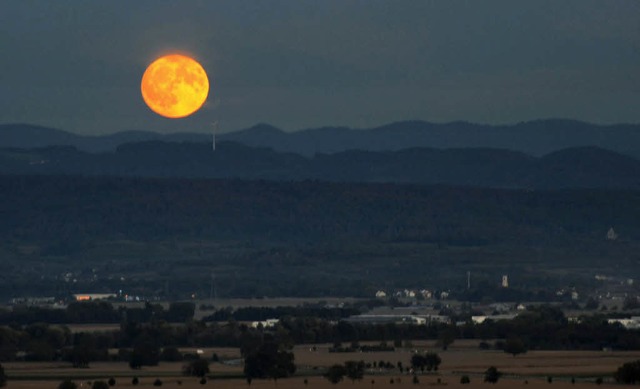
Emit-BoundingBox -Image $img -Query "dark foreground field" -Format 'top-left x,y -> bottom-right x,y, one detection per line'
5,341 -> 638,388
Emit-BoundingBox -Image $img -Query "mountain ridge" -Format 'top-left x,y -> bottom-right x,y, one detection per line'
1,140 -> 639,190
2,119 -> 640,157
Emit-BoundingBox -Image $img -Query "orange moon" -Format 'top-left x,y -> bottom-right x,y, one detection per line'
141,54 -> 209,118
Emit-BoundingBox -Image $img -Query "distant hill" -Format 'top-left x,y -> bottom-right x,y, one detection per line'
1,141 -> 639,189
0,123 -> 207,153
220,119 -> 640,158
2,119 -> 640,157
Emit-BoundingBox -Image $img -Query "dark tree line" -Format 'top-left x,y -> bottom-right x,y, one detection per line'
202,305 -> 360,322
1,305 -> 640,366
410,352 -> 441,373
0,301 -> 195,325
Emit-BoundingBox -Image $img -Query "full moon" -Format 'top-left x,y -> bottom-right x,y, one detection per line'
141,54 -> 209,118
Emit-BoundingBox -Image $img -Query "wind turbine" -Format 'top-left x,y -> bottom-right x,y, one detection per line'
211,121 -> 219,151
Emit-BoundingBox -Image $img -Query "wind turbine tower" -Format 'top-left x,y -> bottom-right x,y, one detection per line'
211,121 -> 218,151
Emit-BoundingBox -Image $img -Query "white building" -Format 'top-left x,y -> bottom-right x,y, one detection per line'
250,319 -> 279,329
472,314 -> 518,324
607,317 -> 640,329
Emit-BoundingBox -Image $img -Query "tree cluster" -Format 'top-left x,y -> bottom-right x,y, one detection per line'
615,360 -> 640,384
484,366 -> 501,383
323,360 -> 365,384
183,358 -> 210,377
0,301 -> 196,325
243,337 -> 296,383
410,352 -> 441,373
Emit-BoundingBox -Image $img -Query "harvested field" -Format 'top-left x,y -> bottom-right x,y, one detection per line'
293,343 -> 640,377
4,343 -> 638,388
1,375 -> 625,389
3,340 -> 640,389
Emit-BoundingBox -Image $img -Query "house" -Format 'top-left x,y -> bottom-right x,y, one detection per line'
250,319 -> 279,329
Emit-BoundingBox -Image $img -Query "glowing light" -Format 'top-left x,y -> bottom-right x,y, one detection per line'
141,54 -> 209,118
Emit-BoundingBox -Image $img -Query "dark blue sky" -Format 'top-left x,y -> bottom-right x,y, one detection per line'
1,1 -> 639,135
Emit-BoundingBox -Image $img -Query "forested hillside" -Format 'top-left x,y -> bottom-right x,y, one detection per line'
0,175 -> 638,299
1,142 -> 639,189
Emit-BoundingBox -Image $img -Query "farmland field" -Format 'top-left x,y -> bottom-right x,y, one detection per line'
4,342 -> 639,388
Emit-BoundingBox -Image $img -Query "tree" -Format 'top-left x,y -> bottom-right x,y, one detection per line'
66,345 -> 91,368
424,352 -> 441,371
484,366 -> 501,383
411,352 -> 441,373
615,360 -> 640,384
504,337 -> 527,357
344,360 -> 365,383
324,364 -> 346,384
410,354 -> 426,373
0,364 -> 6,388
183,359 -> 210,377
165,302 -> 196,322
58,380 -> 78,389
437,328 -> 456,350
161,346 -> 183,362
129,337 -> 160,369
243,341 -> 296,383
91,381 -> 109,389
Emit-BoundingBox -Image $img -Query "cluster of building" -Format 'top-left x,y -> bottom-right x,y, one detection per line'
374,275 -> 515,301
375,289 -> 442,299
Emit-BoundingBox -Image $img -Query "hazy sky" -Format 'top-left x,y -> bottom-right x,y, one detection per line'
1,1 -> 639,135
